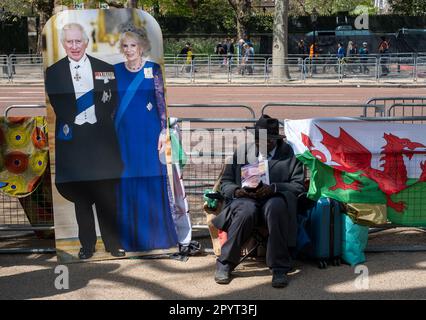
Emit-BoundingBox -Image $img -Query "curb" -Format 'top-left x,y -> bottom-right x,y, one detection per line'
2,80 -> 426,88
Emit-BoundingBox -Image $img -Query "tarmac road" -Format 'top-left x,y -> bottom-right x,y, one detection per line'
1,85 -> 426,119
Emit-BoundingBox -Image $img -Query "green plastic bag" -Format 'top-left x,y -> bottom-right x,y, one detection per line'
170,130 -> 187,168
341,214 -> 369,266
203,189 -> 218,210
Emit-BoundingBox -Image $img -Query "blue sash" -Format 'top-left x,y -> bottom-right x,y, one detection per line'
76,90 -> 94,114
114,68 -> 146,130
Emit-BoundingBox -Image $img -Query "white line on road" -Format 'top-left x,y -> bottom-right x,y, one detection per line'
0,97 -> 44,100
0,92 -> 44,94
215,93 -> 347,96
211,99 -> 362,103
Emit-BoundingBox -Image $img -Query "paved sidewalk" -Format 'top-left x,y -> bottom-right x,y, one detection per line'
1,228 -> 425,300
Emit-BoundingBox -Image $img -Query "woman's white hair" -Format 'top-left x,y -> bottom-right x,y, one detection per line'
119,28 -> 151,57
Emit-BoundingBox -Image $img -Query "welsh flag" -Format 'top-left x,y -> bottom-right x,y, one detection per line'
284,118 -> 426,226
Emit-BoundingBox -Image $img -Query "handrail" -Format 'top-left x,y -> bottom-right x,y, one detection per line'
363,97 -> 426,117
168,104 -> 256,119
261,102 -> 380,116
387,103 -> 426,117
354,115 -> 426,122
174,118 -> 256,123
4,104 -> 46,117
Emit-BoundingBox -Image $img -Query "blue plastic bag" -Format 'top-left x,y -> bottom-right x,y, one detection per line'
341,214 -> 369,266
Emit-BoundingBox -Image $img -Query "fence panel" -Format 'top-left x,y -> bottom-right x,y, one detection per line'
229,58 -> 267,83
387,103 -> 426,122
363,96 -> 426,117
340,56 -> 378,81
416,57 -> 426,82
267,58 -> 304,82
9,55 -> 43,81
261,102 -> 378,120
378,56 -> 416,81
168,104 -> 256,224
303,57 -> 341,81
0,55 -> 10,81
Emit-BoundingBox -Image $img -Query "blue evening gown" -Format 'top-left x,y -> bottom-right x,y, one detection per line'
114,61 -> 177,251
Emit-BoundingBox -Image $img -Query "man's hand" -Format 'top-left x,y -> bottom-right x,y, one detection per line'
234,188 -> 255,199
252,184 -> 276,200
158,131 -> 167,153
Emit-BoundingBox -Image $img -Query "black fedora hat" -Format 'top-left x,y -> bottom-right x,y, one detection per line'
246,114 -> 285,140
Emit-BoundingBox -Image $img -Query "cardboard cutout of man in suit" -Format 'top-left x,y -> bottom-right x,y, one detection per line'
45,23 -> 125,259
212,115 -> 305,288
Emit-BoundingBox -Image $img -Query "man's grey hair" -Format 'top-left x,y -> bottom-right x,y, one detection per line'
60,23 -> 89,44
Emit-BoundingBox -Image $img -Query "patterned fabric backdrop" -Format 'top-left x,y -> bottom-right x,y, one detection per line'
0,116 -> 49,197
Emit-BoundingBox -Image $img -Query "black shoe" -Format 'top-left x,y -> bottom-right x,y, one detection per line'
272,270 -> 289,288
179,240 -> 202,256
214,261 -> 233,284
78,247 -> 95,260
109,248 -> 126,257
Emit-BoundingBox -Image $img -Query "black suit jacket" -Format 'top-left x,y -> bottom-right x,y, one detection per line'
45,55 -> 123,185
212,141 -> 305,246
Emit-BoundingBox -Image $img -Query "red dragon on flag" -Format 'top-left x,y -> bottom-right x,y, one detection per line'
302,126 -> 426,212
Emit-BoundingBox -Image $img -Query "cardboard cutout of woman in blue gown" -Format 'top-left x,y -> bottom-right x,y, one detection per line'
114,26 -> 178,251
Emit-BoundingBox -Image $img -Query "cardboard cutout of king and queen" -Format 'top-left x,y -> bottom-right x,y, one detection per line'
43,9 -> 189,263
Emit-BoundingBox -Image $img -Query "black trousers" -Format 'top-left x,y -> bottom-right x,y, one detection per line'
56,179 -> 121,252
219,196 -> 291,271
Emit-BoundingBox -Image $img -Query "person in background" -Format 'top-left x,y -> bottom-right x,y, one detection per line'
237,39 -> 245,64
297,39 -> 307,55
224,38 -> 235,66
378,36 -> 390,76
359,42 -> 369,74
179,42 -> 193,73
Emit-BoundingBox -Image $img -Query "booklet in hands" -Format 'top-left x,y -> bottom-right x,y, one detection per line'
241,160 -> 270,191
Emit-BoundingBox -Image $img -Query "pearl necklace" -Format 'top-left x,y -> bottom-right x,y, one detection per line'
126,60 -> 142,71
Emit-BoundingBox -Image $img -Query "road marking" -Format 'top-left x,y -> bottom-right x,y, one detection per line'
0,97 -> 44,100
211,99 -> 362,103
216,93 -> 347,96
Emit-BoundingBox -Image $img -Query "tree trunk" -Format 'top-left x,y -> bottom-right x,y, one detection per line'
228,0 -> 251,40
35,0 -> 55,54
36,12 -> 46,54
127,0 -> 138,8
272,0 -> 290,81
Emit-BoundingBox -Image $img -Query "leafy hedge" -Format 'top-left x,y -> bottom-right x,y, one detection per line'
158,13 -> 426,35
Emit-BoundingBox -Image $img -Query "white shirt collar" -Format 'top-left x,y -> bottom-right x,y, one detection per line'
68,54 -> 88,68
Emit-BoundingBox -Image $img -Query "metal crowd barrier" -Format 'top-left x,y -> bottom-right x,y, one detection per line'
261,102 -> 382,120
168,104 -> 256,225
4,53 -> 426,83
363,96 -> 426,117
1,102 -> 425,253
0,55 -> 10,80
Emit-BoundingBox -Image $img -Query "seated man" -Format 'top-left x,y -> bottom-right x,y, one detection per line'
212,115 -> 305,288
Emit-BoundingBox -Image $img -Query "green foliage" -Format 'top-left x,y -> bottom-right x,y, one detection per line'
1,0 -> 36,16
249,14 -> 274,33
164,37 -> 218,55
294,0 -> 375,16
388,0 -> 426,15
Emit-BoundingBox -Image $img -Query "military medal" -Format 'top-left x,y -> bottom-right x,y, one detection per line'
74,65 -> 81,82
63,124 -> 70,136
